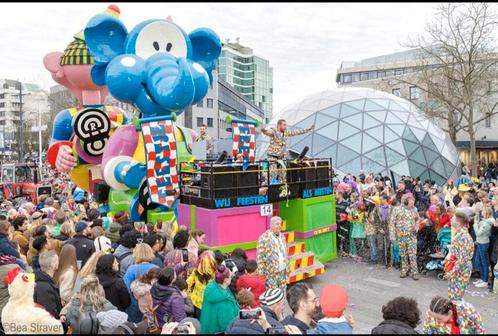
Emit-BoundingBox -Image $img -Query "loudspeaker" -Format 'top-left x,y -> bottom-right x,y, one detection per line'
200,165 -> 235,198
93,180 -> 110,203
235,164 -> 259,196
286,161 -> 301,184
302,163 -> 316,190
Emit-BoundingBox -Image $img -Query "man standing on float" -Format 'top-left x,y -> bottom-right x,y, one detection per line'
261,119 -> 314,187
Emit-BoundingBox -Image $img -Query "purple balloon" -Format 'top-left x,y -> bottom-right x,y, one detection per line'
101,125 -> 139,169
74,137 -> 101,164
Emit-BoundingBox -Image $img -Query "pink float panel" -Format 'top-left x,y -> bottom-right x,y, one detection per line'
245,249 -> 256,260
195,205 -> 269,246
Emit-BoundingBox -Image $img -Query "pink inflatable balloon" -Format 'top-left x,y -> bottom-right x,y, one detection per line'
74,138 -> 102,164
101,125 -> 139,169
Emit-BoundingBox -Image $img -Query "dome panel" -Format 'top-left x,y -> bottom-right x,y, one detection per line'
317,121 -> 338,139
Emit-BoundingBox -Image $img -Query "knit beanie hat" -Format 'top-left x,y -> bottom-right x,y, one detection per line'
97,309 -> 128,332
320,284 -> 348,318
259,288 -> 284,306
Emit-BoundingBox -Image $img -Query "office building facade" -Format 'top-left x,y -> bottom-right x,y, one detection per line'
218,38 -> 273,123
336,49 -> 498,167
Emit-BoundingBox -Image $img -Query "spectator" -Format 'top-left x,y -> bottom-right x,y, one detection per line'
282,282 -> 319,334
173,277 -> 195,317
63,275 -> 117,333
235,288 -> 255,310
151,267 -> 186,326
123,243 -> 160,323
187,230 -> 205,257
52,210 -> 66,237
33,251 -> 63,320
114,230 -> 138,277
164,230 -> 196,280
200,265 -> 239,334
422,296 -> 484,334
371,296 -> 421,334
0,220 -> 20,259
31,235 -> 49,271
54,221 -> 75,241
53,243 -> 78,306
473,206 -> 493,288
236,259 -> 267,308
335,191 -> 351,257
65,221 -> 95,269
256,216 -> 289,290
130,268 -> 161,324
308,284 -> 352,334
11,216 -> 29,255
186,250 -> 217,318
443,179 -> 458,207
144,233 -> 165,267
96,254 -> 131,312
27,211 -> 44,234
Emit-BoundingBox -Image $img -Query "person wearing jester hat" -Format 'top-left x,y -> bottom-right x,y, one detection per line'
1,266 -> 63,334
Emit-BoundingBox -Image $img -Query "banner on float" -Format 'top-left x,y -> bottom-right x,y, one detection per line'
140,116 -> 179,208
228,117 -> 257,166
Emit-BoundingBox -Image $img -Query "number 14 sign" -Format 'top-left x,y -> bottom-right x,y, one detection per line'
260,204 -> 273,216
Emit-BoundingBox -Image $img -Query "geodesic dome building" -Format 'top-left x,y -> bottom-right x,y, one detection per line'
256,87 -> 459,185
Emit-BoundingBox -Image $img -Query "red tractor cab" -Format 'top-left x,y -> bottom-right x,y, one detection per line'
0,163 -> 52,204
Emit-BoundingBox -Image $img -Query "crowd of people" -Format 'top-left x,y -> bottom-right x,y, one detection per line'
0,168 -> 492,334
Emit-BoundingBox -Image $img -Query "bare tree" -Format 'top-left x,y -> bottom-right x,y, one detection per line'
386,3 -> 498,176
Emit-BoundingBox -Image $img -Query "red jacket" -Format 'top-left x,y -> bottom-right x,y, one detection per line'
236,274 -> 267,308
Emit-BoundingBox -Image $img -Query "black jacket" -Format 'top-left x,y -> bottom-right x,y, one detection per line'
225,305 -> 284,334
0,234 -> 20,259
371,319 -> 418,334
97,272 -> 131,312
53,234 -> 70,242
65,234 -> 95,268
33,270 -> 63,319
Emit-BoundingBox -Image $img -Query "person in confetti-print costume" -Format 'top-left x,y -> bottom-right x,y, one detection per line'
423,295 -> 485,334
445,211 -> 474,301
256,216 -> 289,290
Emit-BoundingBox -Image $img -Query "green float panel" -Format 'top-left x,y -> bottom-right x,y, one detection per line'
108,189 -> 136,214
298,231 -> 336,263
279,195 -> 336,232
147,209 -> 176,224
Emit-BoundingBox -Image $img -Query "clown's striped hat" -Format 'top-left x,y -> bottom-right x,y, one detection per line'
59,33 -> 94,66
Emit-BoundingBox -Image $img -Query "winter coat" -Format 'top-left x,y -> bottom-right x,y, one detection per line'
371,319 -> 418,334
113,245 -> 135,277
151,283 -> 186,327
33,270 -> 63,319
65,234 -> 95,268
422,300 -> 485,334
200,280 -> 240,334
65,296 -> 116,329
0,234 -> 20,259
236,273 -> 267,307
57,267 -> 77,305
225,305 -> 283,334
186,271 -> 213,310
11,230 -> 29,255
53,233 -> 70,242
473,218 -> 493,244
97,272 -> 131,312
123,262 -> 159,323
308,317 -> 352,334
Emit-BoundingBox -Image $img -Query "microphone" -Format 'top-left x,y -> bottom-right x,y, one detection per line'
215,150 -> 227,164
297,146 -> 309,161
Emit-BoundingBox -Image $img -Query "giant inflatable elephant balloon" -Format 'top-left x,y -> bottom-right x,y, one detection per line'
45,5 -> 128,194
83,6 -> 221,220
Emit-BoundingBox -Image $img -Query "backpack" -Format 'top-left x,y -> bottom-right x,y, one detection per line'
75,310 -> 100,334
116,251 -> 133,263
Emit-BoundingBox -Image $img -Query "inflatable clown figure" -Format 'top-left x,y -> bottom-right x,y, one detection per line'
45,5 -> 128,196
83,6 -> 221,221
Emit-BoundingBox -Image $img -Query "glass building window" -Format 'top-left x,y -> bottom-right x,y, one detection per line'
196,99 -> 203,107
196,117 -> 203,127
352,73 -> 360,82
342,74 -> 352,83
369,71 -> 378,80
0,103 -> 4,108
485,113 -> 491,128
377,71 -> 385,78
207,98 -> 214,108
360,72 -> 369,81
385,70 -> 394,77
207,118 -> 213,127
395,68 -> 404,76
392,88 -> 401,97
0,94 -> 4,99
409,86 -> 420,100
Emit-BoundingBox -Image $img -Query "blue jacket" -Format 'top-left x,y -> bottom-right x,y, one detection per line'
0,234 -> 20,259
308,317 -> 352,334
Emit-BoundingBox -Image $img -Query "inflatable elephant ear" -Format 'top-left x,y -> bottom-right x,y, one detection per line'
84,5 -> 128,65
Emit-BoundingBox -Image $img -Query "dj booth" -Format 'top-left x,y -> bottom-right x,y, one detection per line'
179,158 -> 333,209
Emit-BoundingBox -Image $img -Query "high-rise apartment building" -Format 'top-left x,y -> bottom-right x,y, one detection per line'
218,38 -> 273,123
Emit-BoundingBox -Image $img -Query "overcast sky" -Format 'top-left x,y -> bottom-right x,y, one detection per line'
0,2 -> 441,114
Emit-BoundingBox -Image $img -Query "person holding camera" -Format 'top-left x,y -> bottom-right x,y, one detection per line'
200,264 -> 240,334
256,216 -> 289,290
